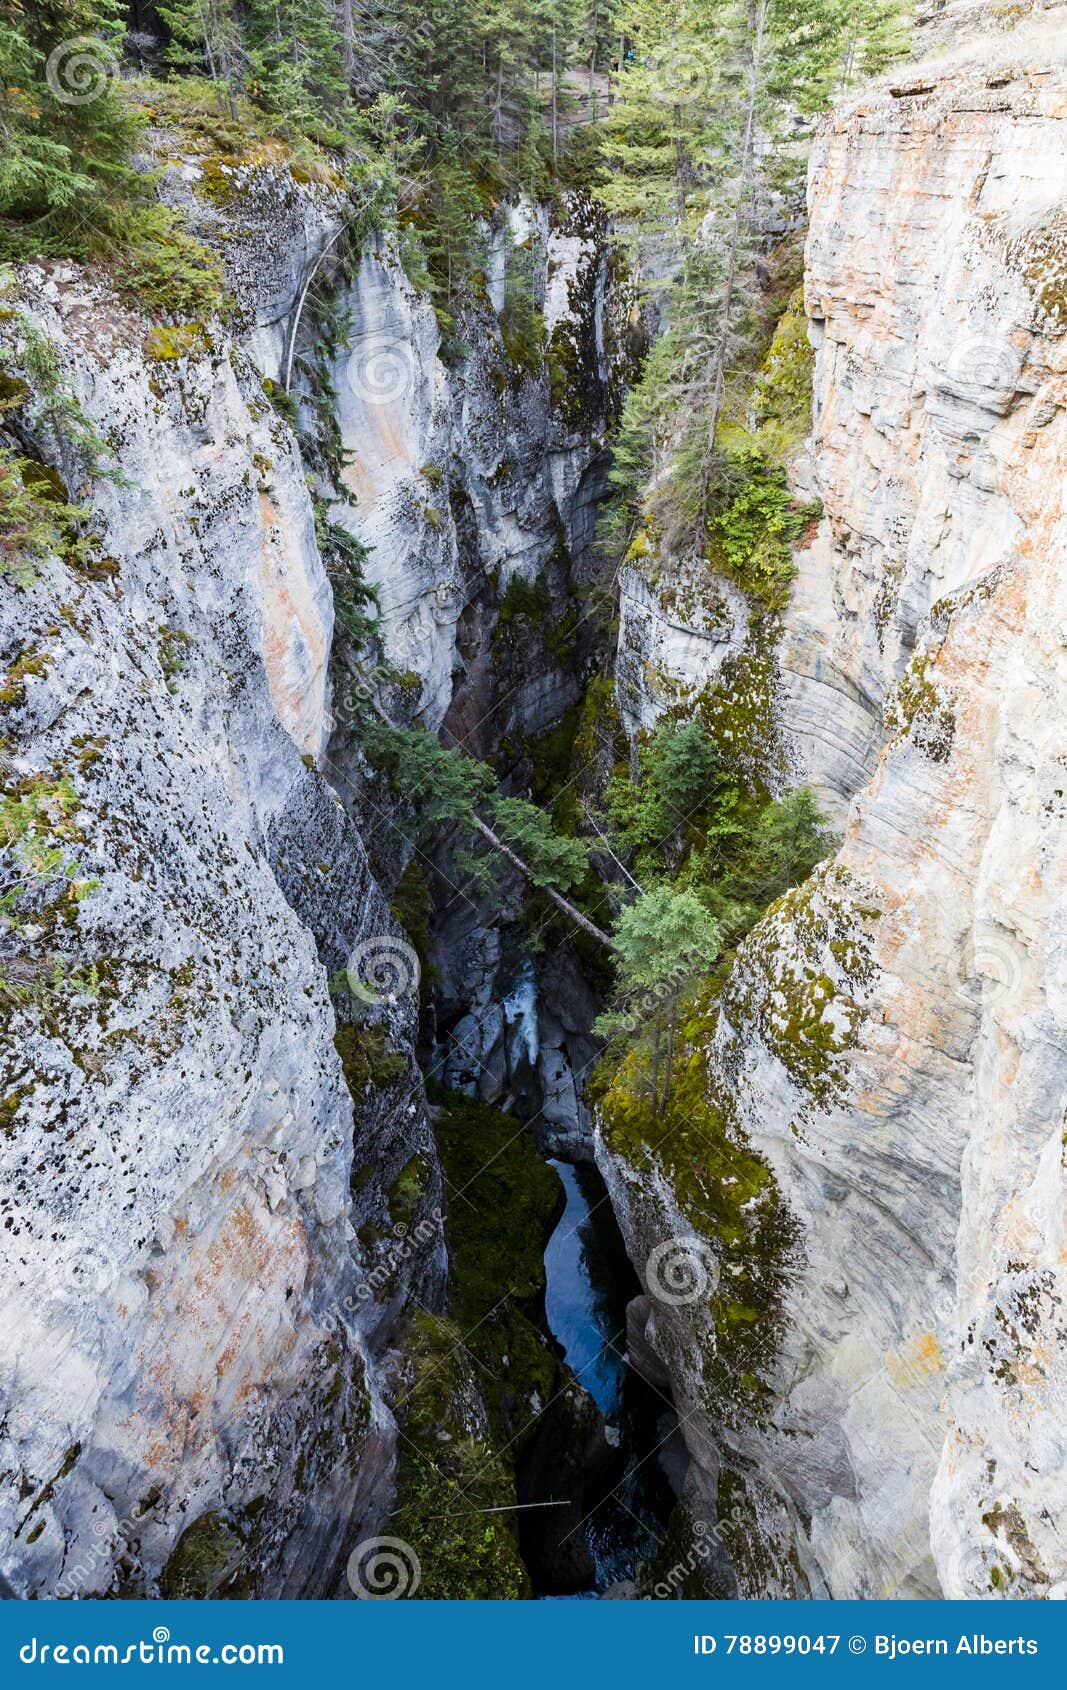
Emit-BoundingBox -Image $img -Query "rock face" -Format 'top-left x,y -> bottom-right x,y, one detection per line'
330,195 -> 625,743
599,44 -> 1067,1600
325,195 -> 632,1143
0,193 -> 443,1596
0,151 -> 627,1594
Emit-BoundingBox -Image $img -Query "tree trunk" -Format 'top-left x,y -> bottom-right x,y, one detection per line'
551,25 -> 559,167
341,0 -> 356,78
471,817 -> 617,951
697,0 -> 769,538
367,700 -> 618,951
661,991 -> 677,1112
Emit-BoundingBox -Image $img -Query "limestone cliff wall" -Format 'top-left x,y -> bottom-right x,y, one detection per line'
0,143 -> 626,1594
323,194 -> 631,1137
0,176 -> 444,1597
600,40 -> 1067,1600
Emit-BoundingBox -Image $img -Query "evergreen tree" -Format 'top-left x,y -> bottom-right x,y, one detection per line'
595,883 -> 720,1108
156,0 -> 244,117
602,0 -> 910,552
0,1 -> 145,258
364,718 -> 611,943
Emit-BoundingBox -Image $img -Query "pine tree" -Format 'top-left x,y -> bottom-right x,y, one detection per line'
601,0 -> 910,553
596,883 -> 720,1108
156,0 -> 244,118
0,0 -> 145,258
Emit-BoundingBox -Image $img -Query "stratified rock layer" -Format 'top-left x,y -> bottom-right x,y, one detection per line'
600,51 -> 1067,1600
0,201 -> 443,1597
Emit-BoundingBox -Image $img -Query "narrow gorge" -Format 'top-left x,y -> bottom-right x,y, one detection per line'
1,0 -> 1065,1607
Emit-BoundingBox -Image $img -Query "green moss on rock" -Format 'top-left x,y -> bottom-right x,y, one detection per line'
334,1022 -> 409,1093
721,863 -> 879,1109
388,1093 -> 570,1596
159,1512 -> 250,1599
593,985 -> 797,1421
886,649 -> 956,762
144,323 -> 211,363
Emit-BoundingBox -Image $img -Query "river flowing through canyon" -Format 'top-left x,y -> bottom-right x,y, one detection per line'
540,1159 -> 680,1592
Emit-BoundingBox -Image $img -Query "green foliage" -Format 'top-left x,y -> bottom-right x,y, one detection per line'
313,503 -> 380,649
390,1092 -> 568,1598
750,286 -> 815,456
0,774 -> 86,892
0,770 -> 99,1003
0,1 -> 146,259
2,311 -> 126,485
496,572 -> 553,629
365,719 -> 607,922
497,231 -> 546,372
608,710 -> 781,901
0,449 -> 87,584
599,0 -> 907,558
591,982 -> 797,1413
772,0 -> 911,109
391,1430 -> 530,1600
0,950 -> 100,1006
680,784 -> 828,939
433,1092 -> 563,1329
366,722 -> 495,833
607,884 -> 721,1000
296,287 -> 362,490
596,700 -> 828,1095
110,207 -> 229,321
707,446 -> 805,610
608,718 -> 723,871
488,794 -> 590,892
607,713 -> 827,925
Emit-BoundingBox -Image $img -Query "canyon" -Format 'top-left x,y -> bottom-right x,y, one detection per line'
1,3 -> 1065,1603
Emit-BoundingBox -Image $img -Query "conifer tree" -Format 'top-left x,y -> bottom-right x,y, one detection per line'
156,0 -> 244,117
0,0 -> 144,258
